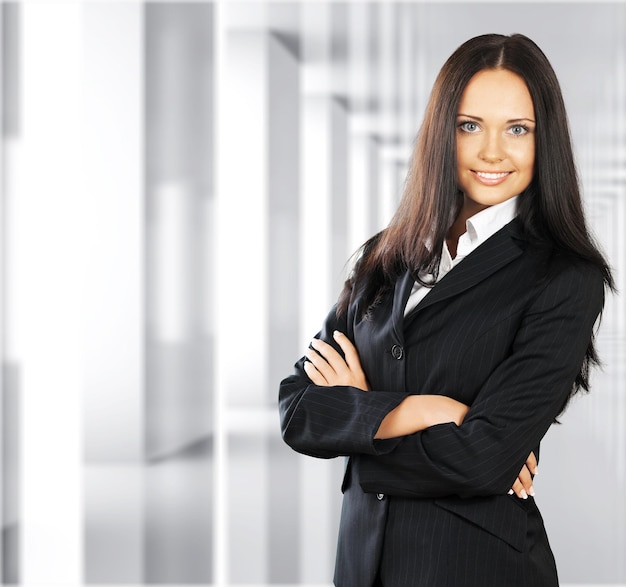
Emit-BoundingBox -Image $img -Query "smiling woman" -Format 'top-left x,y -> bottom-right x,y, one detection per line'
449,68 -> 537,255
455,69 -> 536,213
280,33 -> 614,587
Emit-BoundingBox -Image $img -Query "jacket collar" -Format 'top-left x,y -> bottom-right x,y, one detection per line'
394,217 -> 524,333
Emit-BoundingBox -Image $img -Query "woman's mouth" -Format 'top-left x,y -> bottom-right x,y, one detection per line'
472,171 -> 512,186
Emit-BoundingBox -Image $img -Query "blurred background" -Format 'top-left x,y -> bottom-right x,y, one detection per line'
0,1 -> 624,585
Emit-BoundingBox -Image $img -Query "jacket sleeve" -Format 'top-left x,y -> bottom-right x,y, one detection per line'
279,304 -> 407,459
358,261 -> 606,498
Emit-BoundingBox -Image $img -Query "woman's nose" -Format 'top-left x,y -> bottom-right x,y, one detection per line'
478,133 -> 505,163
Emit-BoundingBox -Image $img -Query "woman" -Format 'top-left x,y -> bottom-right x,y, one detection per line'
279,33 -> 613,586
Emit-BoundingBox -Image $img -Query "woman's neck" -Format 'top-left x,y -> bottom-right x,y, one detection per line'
446,214 -> 467,259
446,199 -> 488,258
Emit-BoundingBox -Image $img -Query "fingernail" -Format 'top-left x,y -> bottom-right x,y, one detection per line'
508,489 -> 514,495
333,330 -> 341,338
533,466 -> 538,475
529,486 -> 535,497
520,489 -> 528,500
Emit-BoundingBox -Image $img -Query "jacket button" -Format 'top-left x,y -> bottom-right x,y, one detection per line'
377,493 -> 385,501
391,344 -> 403,360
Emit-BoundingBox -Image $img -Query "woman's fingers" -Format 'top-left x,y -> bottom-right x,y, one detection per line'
310,337 -> 348,374
509,464 -> 535,499
333,331 -> 370,390
509,477 -> 527,499
333,331 -> 360,368
518,463 -> 535,497
304,346 -> 336,381
303,358 -> 328,385
526,451 -> 538,475
304,334 -> 369,390
508,452 -> 538,499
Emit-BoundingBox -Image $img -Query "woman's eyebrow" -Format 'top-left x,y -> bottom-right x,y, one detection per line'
456,113 -> 536,124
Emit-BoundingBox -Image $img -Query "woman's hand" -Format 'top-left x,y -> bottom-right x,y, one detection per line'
305,334 -> 536,498
509,452 -> 537,499
303,331 -> 370,391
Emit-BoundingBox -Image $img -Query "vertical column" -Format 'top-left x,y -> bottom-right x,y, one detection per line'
347,3 -> 382,250
610,13 -> 626,575
215,26 -> 267,584
331,100 -> 349,293
1,3 -> 22,580
408,3 -> 427,144
376,2 -> 401,229
0,4 -> 6,582
266,28 -> 302,586
398,2 -> 417,181
347,2 -> 373,254
215,18 -> 301,582
299,3 -> 349,583
300,3 -> 351,338
83,3 -> 145,583
144,4 -> 214,583
300,95 -> 341,584
300,95 -> 333,330
0,7 -> 4,579
17,3 -> 83,584
348,135 -> 379,253
612,11 -> 626,344
145,3 -> 214,457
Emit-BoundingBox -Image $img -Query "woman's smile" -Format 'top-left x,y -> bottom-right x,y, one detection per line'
471,170 -> 513,185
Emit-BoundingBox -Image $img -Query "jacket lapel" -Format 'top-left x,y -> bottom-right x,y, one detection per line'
391,269 -> 415,341
404,218 -> 524,324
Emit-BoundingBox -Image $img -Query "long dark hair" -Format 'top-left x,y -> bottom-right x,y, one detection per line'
338,33 -> 614,400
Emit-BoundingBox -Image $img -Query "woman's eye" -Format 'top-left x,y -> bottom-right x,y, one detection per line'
509,125 -> 528,136
459,121 -> 479,133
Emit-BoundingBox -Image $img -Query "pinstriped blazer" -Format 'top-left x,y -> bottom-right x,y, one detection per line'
279,217 -> 605,587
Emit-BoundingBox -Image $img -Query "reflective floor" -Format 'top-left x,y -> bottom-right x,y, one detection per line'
86,440 -> 214,584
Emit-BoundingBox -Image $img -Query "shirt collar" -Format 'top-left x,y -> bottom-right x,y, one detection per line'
463,195 -> 519,247
424,195 -> 520,273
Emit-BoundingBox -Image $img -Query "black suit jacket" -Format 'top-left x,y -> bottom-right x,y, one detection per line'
279,218 -> 605,587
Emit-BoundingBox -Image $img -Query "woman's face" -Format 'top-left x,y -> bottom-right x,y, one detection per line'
456,68 -> 535,215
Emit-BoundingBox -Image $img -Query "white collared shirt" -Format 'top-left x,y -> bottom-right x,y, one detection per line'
404,196 -> 519,316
